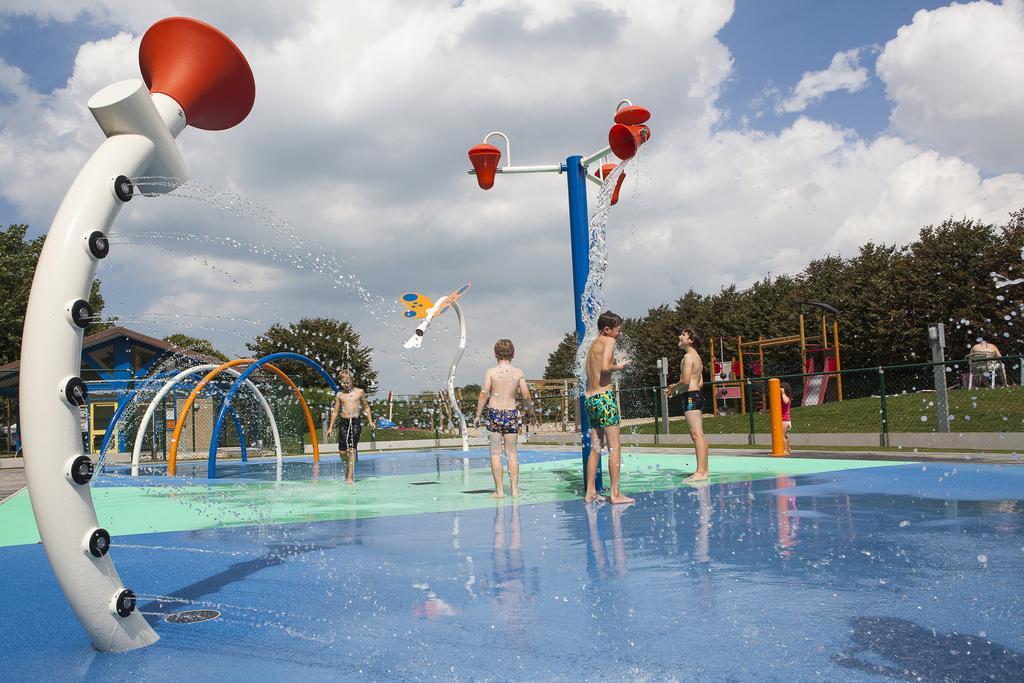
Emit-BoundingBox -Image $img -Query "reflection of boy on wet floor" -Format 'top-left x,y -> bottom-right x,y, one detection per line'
583,311 -> 634,504
326,370 -> 372,484
780,381 -> 793,455
473,339 -> 534,498
665,327 -> 709,482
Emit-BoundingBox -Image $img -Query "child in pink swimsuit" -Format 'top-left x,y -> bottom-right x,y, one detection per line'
780,381 -> 793,455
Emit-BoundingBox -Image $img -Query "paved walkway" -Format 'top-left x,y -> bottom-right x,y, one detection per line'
0,468 -> 26,504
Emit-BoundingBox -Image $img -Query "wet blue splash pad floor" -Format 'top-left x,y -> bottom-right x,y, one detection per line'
1,449 -> 1022,680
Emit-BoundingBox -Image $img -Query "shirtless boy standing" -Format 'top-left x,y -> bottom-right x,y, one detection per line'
583,311 -> 633,504
665,327 -> 709,482
326,370 -> 373,484
473,339 -> 534,498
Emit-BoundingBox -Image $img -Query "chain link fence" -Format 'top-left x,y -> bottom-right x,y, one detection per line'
2,354 -> 1022,459
518,355 -> 1024,448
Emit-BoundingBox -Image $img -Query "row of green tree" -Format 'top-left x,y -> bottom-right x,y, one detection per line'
545,212 -> 1024,387
8,211 -> 1023,396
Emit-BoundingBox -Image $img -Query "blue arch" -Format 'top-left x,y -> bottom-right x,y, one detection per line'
207,353 -> 339,478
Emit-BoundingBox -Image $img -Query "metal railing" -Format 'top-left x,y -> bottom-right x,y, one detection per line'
2,355 -> 1021,456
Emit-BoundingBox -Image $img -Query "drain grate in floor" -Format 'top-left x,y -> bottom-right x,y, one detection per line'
165,609 -> 221,624
461,489 -> 496,494
409,481 -> 440,486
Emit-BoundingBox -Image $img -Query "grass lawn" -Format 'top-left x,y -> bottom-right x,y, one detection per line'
627,385 -> 1024,435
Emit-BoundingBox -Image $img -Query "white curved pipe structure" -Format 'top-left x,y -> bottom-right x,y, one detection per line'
447,301 -> 469,451
18,16 -> 254,653
19,81 -> 189,652
131,365 -> 282,479
403,295 -> 470,450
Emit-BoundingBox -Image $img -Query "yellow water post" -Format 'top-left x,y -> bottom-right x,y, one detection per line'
768,378 -> 786,456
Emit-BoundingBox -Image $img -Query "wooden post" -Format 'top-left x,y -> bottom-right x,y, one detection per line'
833,319 -> 843,401
709,336 -> 718,417
799,314 -> 807,373
737,336 -> 746,414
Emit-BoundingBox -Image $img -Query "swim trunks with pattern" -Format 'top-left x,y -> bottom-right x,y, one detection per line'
585,390 -> 621,428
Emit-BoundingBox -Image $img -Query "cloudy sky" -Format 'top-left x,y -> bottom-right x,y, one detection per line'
2,0 -> 1023,394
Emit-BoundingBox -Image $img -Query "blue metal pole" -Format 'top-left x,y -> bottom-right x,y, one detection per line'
229,406 -> 247,463
565,155 -> 602,492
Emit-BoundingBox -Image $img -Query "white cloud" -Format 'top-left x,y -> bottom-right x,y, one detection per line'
2,0 -> 1024,393
877,0 -> 1024,174
778,48 -> 870,113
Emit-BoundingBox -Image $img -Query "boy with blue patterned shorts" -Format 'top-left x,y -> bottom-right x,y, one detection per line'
583,311 -> 634,504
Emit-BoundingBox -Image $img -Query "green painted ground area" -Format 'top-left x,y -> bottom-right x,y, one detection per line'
0,454 -> 902,548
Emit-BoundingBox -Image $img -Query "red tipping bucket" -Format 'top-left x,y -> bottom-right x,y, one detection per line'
613,105 -> 651,126
609,123 -> 651,161
139,17 -> 256,131
597,163 -> 626,206
468,143 -> 502,190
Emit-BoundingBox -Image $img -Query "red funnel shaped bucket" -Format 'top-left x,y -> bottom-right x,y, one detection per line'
613,105 -> 651,126
609,123 -> 650,161
468,143 -> 501,190
140,17 -> 255,131
597,163 -> 626,206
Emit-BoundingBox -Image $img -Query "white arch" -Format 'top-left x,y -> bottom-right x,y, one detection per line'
131,364 -> 283,479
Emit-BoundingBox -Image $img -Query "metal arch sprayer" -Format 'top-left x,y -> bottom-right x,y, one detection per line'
17,17 -> 255,652
128,364 -> 284,479
401,284 -> 472,451
206,353 -> 340,479
466,100 -> 651,490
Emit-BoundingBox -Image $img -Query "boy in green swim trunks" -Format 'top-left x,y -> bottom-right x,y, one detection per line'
583,311 -> 633,504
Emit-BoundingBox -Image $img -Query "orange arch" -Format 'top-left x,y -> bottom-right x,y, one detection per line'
167,358 -> 322,476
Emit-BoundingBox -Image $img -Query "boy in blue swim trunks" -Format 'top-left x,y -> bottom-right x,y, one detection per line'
474,339 -> 534,498
583,311 -> 633,504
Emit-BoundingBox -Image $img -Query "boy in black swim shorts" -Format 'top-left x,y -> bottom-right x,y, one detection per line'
326,370 -> 373,484
666,326 -> 710,482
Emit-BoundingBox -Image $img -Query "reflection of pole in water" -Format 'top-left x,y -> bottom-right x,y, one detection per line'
775,475 -> 799,557
451,512 -> 477,598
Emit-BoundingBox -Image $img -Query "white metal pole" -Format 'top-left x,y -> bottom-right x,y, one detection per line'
447,301 -> 469,451
19,79 -> 190,653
